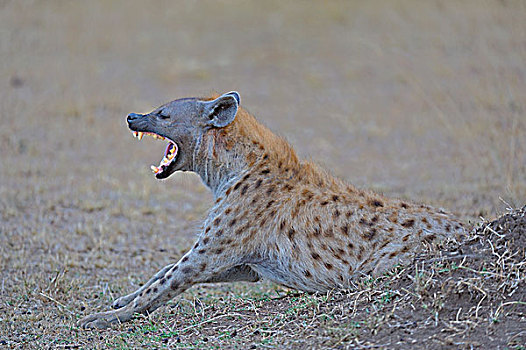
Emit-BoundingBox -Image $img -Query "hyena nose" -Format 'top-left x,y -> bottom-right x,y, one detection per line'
127,113 -> 143,123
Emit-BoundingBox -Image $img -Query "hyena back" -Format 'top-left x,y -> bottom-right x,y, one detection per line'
78,91 -> 464,328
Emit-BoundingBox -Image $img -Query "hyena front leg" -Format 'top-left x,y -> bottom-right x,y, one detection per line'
112,263 -> 259,309
78,247 -> 254,329
112,263 -> 175,309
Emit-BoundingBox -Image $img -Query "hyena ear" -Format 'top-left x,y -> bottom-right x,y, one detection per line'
201,91 -> 240,128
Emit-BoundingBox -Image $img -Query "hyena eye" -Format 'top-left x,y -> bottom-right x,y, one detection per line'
159,112 -> 170,119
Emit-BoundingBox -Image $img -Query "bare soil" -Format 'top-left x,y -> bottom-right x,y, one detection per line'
0,1 -> 525,349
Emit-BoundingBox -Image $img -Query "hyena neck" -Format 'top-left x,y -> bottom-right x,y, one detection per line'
192,108 -> 299,198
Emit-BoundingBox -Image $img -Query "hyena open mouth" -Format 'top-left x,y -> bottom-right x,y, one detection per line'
131,131 -> 178,176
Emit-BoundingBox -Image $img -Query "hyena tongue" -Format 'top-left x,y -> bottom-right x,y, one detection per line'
151,142 -> 178,175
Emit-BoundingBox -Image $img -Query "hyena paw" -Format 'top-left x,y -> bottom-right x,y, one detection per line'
77,309 -> 133,329
112,294 -> 136,309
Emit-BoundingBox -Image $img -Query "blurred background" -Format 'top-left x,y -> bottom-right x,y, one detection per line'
0,0 -> 525,346
2,0 -> 525,218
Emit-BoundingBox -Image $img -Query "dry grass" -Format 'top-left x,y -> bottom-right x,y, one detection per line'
1,0 -> 525,349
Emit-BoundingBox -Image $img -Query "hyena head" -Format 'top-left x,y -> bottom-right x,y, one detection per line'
127,91 -> 240,179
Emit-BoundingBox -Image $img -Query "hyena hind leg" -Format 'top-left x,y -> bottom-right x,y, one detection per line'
112,263 -> 175,309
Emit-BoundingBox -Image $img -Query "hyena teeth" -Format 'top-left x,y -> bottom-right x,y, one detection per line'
133,131 -> 139,138
137,132 -> 144,140
151,165 -> 159,173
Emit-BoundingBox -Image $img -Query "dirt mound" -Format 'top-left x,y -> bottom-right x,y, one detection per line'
347,206 -> 526,349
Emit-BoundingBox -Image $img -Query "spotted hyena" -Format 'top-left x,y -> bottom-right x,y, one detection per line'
78,91 -> 465,328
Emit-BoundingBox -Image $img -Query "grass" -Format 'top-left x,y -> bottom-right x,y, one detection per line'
0,0 -> 525,349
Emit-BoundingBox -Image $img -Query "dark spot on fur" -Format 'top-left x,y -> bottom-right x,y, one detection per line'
255,179 -> 263,189
346,211 -> 353,218
311,252 -> 321,260
313,227 -> 321,236
225,208 -> 232,215
241,184 -> 249,195
424,234 -> 437,242
263,154 -> 269,160
166,274 -> 172,279
400,203 -> 408,209
288,228 -> 296,241
215,248 -> 224,254
445,224 -> 451,232
371,216 -> 378,223
229,218 -> 237,227
280,220 -> 286,231
401,246 -> 410,253
260,169 -> 270,175
234,182 -> 242,191
284,184 -> 294,191
181,267 -> 192,274
320,200 -> 328,206
203,237 -> 209,245
172,265 -> 179,271
340,225 -> 349,235
200,263 -> 207,272
260,217 -> 267,226
357,250 -> 363,261
171,281 -> 179,290
216,229 -> 223,237
325,262 -> 333,270
402,234 -> 410,242
333,209 -> 340,218
363,228 -> 377,240
304,270 -> 312,278
347,242 -> 355,250
266,200 -> 275,209
226,187 -> 232,196
332,195 -> 339,202
205,226 -> 211,233
314,216 -> 320,223
194,242 -> 200,249
302,189 -> 314,200
145,288 -> 151,294
159,278 -> 166,285
182,256 -> 189,263
214,217 -> 222,226
389,252 -> 397,258
402,219 -> 415,228
243,173 -> 251,181
370,199 -> 384,207
266,186 -> 275,195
